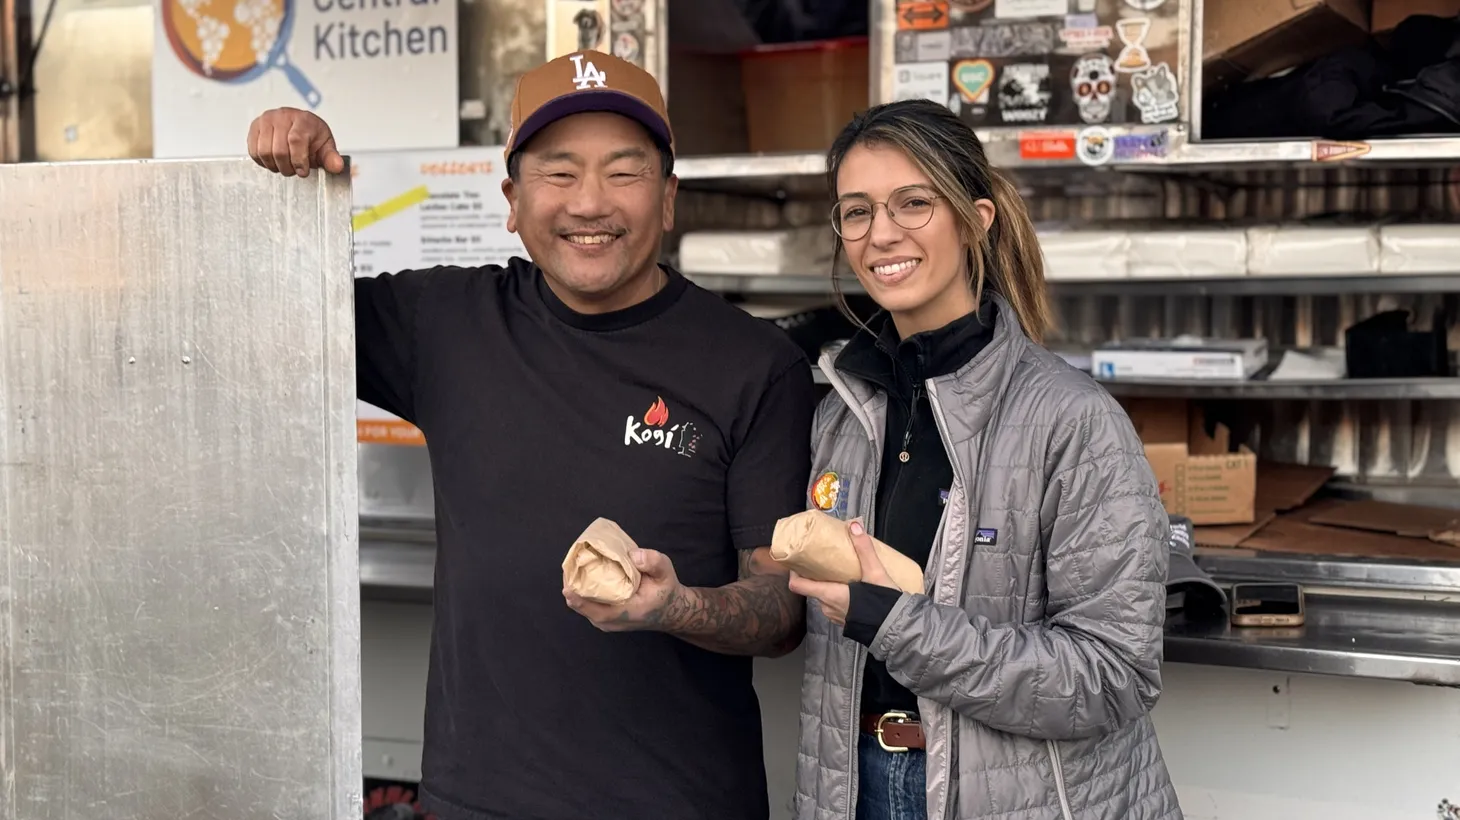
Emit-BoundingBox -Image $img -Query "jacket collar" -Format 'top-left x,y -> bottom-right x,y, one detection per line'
818,291 -> 1028,451
834,299 -> 998,399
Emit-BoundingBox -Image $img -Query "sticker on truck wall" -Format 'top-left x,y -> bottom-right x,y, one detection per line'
1071,54 -> 1116,124
1076,125 -> 1115,166
1312,140 -> 1371,162
1130,62 -> 1180,124
997,63 -> 1051,124
899,1 -> 950,30
1114,17 -> 1153,73
1018,130 -> 1076,160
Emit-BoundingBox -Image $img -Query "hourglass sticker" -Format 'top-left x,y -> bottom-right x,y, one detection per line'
1115,17 -> 1152,73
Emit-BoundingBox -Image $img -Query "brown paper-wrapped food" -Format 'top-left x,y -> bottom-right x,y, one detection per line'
562,518 -> 642,604
771,509 -> 924,593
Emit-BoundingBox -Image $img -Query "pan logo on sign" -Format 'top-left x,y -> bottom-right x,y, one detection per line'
163,0 -> 452,110
163,0 -> 322,107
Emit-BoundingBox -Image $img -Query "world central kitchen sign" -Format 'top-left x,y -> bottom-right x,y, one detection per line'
152,0 -> 459,157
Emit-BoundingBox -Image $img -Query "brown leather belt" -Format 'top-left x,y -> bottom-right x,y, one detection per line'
860,711 -> 925,752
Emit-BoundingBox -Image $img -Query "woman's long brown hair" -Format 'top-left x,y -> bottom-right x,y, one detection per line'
825,99 -> 1052,344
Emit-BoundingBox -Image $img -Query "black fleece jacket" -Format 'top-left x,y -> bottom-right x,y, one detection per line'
833,299 -> 997,715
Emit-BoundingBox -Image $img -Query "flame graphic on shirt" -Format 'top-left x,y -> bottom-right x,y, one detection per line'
644,396 -> 669,427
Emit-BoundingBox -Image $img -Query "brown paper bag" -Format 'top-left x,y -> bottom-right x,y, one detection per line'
770,509 -> 924,593
562,518 -> 642,604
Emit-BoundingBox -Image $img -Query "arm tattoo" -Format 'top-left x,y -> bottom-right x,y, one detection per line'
650,548 -> 806,657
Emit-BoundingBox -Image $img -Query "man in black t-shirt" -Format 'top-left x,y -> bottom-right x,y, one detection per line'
247,50 -> 815,820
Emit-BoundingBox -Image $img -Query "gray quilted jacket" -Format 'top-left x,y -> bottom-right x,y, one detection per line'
794,294 -> 1183,820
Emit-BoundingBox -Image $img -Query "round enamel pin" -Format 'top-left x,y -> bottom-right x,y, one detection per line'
810,471 -> 842,512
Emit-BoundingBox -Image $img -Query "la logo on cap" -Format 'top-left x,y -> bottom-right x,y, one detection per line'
570,53 -> 607,90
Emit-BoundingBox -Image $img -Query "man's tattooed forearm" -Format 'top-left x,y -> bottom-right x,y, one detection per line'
650,550 -> 805,657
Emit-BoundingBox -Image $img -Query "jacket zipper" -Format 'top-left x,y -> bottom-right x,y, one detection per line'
1047,740 -> 1075,820
896,384 -> 921,463
925,380 -> 1012,820
880,384 -> 921,540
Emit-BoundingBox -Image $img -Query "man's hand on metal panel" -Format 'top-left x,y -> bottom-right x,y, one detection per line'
246,108 -> 346,179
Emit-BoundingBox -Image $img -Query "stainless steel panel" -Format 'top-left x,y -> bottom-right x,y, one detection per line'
1164,595 -> 1460,687
0,158 -> 361,819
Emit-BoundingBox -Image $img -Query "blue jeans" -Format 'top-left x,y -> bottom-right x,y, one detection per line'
856,730 -> 928,820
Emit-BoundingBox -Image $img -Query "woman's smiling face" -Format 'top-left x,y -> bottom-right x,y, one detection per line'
834,142 -> 990,336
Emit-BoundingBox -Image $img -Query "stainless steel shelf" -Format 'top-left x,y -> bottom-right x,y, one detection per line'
672,135 -> 1460,179
676,152 -> 826,180
817,372 -> 1459,398
687,274 -> 849,294
686,273 -> 1460,298
1193,549 -> 1460,595
1164,594 -> 1460,687
1159,134 -> 1460,169
1096,377 -> 1460,401
1041,274 -> 1460,297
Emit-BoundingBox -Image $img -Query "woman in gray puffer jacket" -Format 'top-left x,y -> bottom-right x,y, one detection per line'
785,99 -> 1184,820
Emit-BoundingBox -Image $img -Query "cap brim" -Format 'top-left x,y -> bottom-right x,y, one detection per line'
509,89 -> 673,157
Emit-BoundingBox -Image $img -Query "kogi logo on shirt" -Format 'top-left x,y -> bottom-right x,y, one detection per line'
624,395 -> 699,458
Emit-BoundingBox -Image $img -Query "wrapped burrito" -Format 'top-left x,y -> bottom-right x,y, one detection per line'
771,509 -> 924,593
562,518 -> 642,604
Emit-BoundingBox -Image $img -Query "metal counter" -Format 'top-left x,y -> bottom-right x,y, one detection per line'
360,529 -> 1460,688
1165,595 -> 1460,687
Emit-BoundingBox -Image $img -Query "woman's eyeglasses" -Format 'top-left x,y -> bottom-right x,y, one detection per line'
831,187 -> 942,242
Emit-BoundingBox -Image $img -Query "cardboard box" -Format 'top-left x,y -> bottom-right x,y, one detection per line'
1203,0 -> 1372,85
1122,398 -> 1257,525
1193,461 -> 1335,547
1372,0 -> 1460,31
1241,498 -> 1460,561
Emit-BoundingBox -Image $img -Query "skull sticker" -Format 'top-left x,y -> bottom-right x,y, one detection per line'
1071,53 -> 1116,124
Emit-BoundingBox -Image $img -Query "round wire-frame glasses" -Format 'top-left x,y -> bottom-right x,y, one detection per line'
831,187 -> 943,242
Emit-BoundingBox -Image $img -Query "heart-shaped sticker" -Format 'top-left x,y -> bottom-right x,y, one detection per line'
953,59 -> 994,103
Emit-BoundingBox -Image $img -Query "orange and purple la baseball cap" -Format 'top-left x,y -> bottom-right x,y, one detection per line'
505,50 -> 675,161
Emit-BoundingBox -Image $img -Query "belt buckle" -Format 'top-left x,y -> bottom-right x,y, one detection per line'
875,710 -> 914,753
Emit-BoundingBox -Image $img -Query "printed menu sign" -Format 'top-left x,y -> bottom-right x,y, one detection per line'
350,146 -> 527,445
892,0 -> 1182,131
